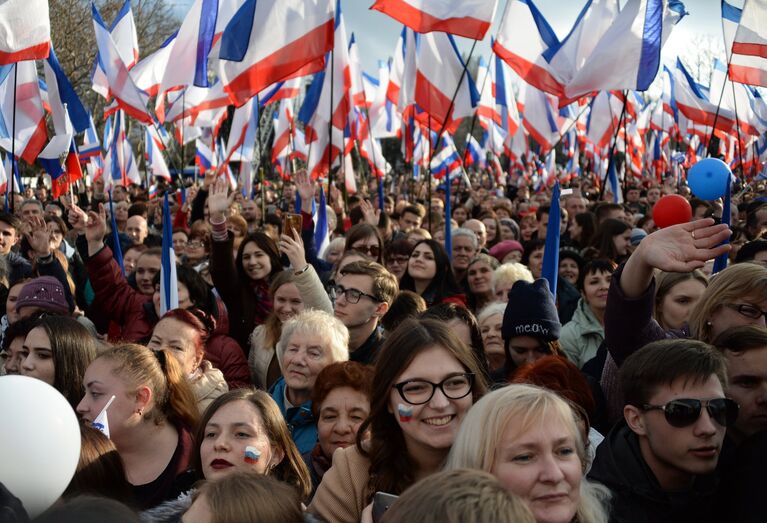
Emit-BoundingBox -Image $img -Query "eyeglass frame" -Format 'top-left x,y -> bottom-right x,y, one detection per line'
351,244 -> 381,257
393,373 -> 475,405
640,397 -> 739,428
329,284 -> 383,304
724,303 -> 767,321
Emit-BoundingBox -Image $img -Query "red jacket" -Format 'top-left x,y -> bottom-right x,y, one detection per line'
86,246 -> 251,388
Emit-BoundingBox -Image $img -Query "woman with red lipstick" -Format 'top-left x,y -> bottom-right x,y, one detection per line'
560,260 -> 617,369
445,384 -> 610,523
304,361 -> 374,498
194,389 -> 311,498
76,344 -> 199,510
308,318 -> 488,523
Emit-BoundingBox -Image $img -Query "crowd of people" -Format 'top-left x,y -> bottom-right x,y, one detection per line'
0,164 -> 766,523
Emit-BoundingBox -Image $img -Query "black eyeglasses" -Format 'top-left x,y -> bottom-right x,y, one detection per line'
641,398 -> 739,428
725,303 -> 767,321
352,244 -> 380,258
329,284 -> 382,304
393,373 -> 475,405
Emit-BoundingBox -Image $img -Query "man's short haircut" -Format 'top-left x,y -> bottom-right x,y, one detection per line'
402,204 -> 425,218
594,202 -> 623,221
128,202 -> 148,218
339,260 -> 399,305
734,240 -> 767,263
20,199 -> 43,211
452,227 -> 479,250
713,325 -> 767,355
0,212 -> 21,232
619,339 -> 728,407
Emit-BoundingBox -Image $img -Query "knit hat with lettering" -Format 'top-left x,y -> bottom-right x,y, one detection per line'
501,279 -> 561,342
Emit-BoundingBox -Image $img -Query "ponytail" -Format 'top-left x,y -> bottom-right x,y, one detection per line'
99,344 -> 199,429
153,348 -> 200,429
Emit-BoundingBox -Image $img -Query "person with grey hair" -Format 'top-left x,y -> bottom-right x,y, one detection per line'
270,309 -> 350,454
451,227 -> 479,284
19,199 -> 44,223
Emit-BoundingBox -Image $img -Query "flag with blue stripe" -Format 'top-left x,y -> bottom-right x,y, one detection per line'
108,190 -> 125,275
541,182 -> 561,297
160,193 -> 179,315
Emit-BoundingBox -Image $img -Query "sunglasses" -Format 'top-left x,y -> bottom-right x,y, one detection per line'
353,244 -> 380,257
641,398 -> 739,428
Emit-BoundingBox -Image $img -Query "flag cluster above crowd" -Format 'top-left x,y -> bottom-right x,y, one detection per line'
0,0 -> 766,522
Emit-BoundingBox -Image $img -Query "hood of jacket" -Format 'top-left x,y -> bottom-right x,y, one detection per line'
190,361 -> 228,402
570,298 -> 604,337
270,377 -> 315,427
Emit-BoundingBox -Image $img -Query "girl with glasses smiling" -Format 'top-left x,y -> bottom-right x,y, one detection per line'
309,318 -> 487,523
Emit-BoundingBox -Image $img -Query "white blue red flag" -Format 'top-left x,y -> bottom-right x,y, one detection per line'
0,0 -> 50,64
92,0 -> 140,99
0,61 -> 46,164
371,0 -> 498,41
218,0 -> 334,106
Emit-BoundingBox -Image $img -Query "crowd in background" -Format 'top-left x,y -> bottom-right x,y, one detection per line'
0,164 -> 766,523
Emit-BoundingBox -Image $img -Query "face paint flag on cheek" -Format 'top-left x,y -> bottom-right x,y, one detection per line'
244,446 -> 261,465
398,403 -> 413,423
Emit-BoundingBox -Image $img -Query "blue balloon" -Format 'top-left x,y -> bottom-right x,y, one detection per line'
687,158 -> 731,200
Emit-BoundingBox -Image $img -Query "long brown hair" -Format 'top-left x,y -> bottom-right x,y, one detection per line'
193,389 -> 312,499
357,318 -> 488,499
262,270 -> 299,351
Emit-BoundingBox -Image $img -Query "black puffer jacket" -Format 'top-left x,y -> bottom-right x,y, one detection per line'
588,422 -> 720,523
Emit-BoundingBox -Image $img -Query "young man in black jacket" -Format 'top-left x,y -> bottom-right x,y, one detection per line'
588,339 -> 737,523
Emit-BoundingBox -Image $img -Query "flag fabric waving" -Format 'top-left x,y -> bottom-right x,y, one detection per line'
728,0 -> 767,87
370,0 -> 498,40
218,0 -> 335,106
0,0 -> 50,64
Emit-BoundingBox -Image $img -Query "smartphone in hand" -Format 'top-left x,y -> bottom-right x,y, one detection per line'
282,213 -> 303,238
372,492 -> 398,523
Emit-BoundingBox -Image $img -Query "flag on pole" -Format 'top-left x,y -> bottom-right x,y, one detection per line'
108,190 -> 125,275
370,0 -> 498,40
218,0 -> 335,106
43,47 -> 89,134
728,0 -> 767,87
0,0 -> 50,64
541,182 -> 561,297
315,185 -> 330,257
0,61 -> 47,164
712,172 -> 732,274
38,134 -> 71,198
92,0 -> 140,99
91,3 -> 153,123
160,193 -> 179,315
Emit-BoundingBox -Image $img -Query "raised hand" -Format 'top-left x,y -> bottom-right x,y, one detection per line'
279,228 -> 307,270
621,218 -> 731,298
25,216 -> 52,257
85,203 -> 108,247
67,204 -> 89,234
202,168 -> 218,190
358,199 -> 381,227
207,178 -> 230,221
295,169 -> 315,214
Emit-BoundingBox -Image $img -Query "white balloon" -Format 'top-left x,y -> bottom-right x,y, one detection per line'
0,375 -> 81,517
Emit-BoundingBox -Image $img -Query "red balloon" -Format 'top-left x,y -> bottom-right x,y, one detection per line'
652,195 -> 692,228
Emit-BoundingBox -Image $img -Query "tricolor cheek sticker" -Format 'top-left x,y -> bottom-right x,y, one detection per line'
244,446 -> 261,465
398,403 -> 413,422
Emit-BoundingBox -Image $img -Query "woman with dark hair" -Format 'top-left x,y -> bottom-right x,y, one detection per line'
420,303 -> 488,378
344,223 -> 384,265
144,389 -> 312,521
521,238 -> 546,279
19,315 -> 98,408
400,240 -> 466,307
479,211 -> 502,249
309,318 -> 488,523
304,361 -> 374,496
148,308 -> 228,411
64,425 -> 133,505
588,218 -> 631,263
383,238 -> 414,283
77,344 -> 200,509
559,259 -> 617,368
208,179 -> 283,349
0,316 -> 35,375
570,212 -> 597,250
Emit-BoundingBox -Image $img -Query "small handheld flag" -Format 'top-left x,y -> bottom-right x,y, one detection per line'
92,395 -> 116,438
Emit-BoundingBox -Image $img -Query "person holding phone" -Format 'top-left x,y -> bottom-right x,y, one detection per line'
207,179 -> 283,350
308,318 -> 488,523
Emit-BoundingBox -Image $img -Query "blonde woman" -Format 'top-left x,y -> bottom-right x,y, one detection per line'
445,384 -> 610,523
493,262 -> 534,302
